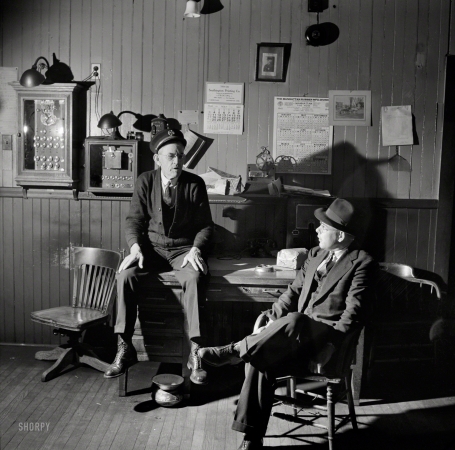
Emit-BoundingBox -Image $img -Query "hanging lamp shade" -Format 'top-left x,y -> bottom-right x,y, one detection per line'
184,0 -> 201,18
19,56 -> 50,87
200,0 -> 224,14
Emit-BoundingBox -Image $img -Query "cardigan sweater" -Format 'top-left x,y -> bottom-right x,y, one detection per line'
125,168 -> 213,252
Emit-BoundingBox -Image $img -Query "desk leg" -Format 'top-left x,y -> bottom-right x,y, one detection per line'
182,320 -> 192,399
118,368 -> 128,397
351,328 -> 365,406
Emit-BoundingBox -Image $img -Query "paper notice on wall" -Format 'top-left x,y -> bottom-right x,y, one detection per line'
203,104 -> 244,135
381,105 -> 413,146
0,67 -> 18,134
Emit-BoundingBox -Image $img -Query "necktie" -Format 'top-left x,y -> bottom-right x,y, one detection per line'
318,252 -> 335,276
163,182 -> 173,206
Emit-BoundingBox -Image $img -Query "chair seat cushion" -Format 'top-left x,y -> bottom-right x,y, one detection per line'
31,306 -> 109,331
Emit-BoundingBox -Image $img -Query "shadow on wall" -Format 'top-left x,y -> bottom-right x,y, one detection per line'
332,141 -> 413,261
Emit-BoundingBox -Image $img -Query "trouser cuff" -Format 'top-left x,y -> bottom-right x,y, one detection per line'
232,420 -> 261,437
239,337 -> 251,362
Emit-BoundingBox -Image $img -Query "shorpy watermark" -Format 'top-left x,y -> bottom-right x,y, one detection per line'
18,422 -> 50,432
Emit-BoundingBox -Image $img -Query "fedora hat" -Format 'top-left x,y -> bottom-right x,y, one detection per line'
150,129 -> 186,154
314,198 -> 355,235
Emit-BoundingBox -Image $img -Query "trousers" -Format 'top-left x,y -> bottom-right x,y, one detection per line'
114,245 -> 208,341
232,312 -> 336,438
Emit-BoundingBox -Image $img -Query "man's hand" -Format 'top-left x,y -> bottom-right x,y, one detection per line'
118,243 -> 144,272
181,247 -> 207,274
252,317 -> 274,335
309,343 -> 336,374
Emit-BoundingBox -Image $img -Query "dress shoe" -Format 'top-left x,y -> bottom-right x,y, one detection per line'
199,342 -> 242,367
104,338 -> 137,378
238,437 -> 263,449
187,341 -> 208,385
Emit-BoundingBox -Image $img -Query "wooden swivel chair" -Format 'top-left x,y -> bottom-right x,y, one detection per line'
253,314 -> 362,450
31,246 -> 122,382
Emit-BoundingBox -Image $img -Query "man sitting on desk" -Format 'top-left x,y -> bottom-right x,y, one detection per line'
198,198 -> 375,449
104,128 -> 214,385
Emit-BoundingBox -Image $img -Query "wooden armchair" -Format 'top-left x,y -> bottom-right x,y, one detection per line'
252,314 -> 362,450
31,246 -> 121,381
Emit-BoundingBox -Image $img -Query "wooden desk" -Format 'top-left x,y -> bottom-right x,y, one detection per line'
119,258 -> 364,404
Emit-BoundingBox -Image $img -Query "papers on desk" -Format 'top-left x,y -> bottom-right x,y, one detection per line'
283,185 -> 331,197
200,167 -> 242,195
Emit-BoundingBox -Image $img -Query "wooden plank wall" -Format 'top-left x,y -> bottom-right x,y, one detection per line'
0,0 -> 453,345
0,196 -> 290,344
0,0 -> 451,197
0,195 -> 437,345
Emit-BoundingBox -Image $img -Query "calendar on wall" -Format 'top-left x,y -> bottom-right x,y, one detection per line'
273,97 -> 332,174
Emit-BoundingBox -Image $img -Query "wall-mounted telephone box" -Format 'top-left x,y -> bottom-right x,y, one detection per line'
83,138 -> 153,194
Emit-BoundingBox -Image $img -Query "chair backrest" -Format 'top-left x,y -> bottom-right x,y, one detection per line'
379,263 -> 442,299
71,247 -> 122,313
376,262 -> 443,321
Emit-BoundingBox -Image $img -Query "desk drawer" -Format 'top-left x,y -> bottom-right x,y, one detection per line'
135,309 -> 183,335
132,335 -> 182,357
205,285 -> 285,302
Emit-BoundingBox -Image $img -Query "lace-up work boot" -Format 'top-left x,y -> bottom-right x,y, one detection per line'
199,342 -> 242,367
104,335 -> 137,378
238,436 -> 263,449
187,341 -> 208,385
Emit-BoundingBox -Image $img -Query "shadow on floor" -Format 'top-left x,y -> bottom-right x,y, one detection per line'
263,403 -> 455,450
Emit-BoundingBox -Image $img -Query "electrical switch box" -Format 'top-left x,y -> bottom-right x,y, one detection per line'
83,138 -> 153,194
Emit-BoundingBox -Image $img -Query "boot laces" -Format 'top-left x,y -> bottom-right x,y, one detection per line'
192,345 -> 202,369
221,342 -> 236,355
240,440 -> 250,449
113,341 -> 128,365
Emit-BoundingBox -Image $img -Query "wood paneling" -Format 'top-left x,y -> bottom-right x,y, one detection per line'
0,194 -> 289,344
0,0 -> 452,199
0,193 -> 438,344
0,1 -> 453,345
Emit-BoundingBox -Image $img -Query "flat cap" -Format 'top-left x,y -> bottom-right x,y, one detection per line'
150,129 -> 187,153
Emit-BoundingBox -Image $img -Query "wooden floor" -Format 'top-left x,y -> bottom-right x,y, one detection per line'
1,344 -> 455,450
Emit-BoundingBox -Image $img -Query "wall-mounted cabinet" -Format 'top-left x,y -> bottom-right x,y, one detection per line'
10,82 -> 90,193
83,137 -> 153,195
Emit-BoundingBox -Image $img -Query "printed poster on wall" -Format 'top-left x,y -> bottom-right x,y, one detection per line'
273,97 -> 332,174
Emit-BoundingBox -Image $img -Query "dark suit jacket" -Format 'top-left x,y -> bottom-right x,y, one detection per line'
125,168 -> 213,252
267,246 -> 375,341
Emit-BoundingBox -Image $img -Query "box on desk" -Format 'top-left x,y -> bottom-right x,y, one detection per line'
276,248 -> 308,269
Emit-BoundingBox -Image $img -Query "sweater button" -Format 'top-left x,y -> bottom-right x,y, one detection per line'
159,208 -> 161,211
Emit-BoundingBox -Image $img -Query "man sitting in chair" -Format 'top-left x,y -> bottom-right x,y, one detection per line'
198,198 -> 376,450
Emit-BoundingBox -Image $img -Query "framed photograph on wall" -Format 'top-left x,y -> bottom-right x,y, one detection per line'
255,43 -> 291,82
328,90 -> 372,126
